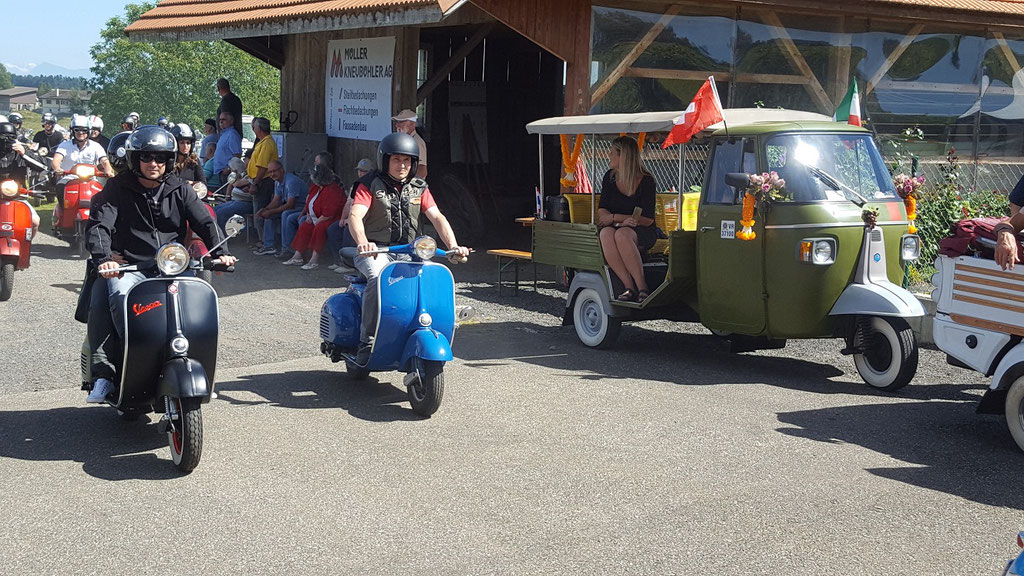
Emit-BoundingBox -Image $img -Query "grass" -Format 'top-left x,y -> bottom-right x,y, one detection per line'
13,109 -> 74,134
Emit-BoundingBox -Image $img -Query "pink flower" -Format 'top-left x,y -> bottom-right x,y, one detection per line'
762,183 -> 771,192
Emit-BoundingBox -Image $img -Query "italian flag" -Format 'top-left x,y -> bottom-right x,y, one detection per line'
834,78 -> 861,126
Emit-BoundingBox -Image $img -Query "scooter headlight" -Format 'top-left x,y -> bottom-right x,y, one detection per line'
901,234 -> 921,261
413,236 -> 437,260
156,242 -> 190,276
73,164 -> 96,180
799,238 -> 835,265
0,180 -> 18,199
192,181 -> 208,200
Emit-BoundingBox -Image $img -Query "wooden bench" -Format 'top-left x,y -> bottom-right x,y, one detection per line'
486,249 -> 537,295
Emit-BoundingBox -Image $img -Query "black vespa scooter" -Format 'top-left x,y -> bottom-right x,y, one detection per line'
80,215 -> 244,473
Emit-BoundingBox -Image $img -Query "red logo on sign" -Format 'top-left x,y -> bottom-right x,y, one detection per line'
133,300 -> 162,317
330,50 -> 343,78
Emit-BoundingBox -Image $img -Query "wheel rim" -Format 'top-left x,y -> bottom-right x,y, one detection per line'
579,298 -> 604,339
169,399 -> 183,457
863,330 -> 894,374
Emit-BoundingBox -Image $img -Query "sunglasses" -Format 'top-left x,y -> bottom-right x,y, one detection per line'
72,128 -> 89,134
138,152 -> 170,164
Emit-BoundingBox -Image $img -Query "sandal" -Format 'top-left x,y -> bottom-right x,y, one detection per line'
637,290 -> 650,304
617,289 -> 637,302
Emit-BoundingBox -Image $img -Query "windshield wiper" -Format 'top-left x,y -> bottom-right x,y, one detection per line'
806,165 -> 867,207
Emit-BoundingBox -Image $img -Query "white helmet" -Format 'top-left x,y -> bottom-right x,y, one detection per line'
89,115 -> 103,131
70,114 -> 91,131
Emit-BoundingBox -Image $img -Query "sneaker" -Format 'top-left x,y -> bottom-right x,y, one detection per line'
253,246 -> 277,255
282,256 -> 304,266
87,378 -> 115,404
328,263 -> 339,270
335,264 -> 354,274
301,261 -> 319,270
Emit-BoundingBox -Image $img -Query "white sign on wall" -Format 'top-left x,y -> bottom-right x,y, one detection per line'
325,37 -> 396,141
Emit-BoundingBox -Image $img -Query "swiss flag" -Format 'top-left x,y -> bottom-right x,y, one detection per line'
662,77 -> 725,148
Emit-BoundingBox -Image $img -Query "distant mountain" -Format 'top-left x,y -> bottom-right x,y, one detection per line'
3,62 -> 93,79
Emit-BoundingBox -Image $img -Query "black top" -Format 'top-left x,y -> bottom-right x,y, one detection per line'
0,149 -> 44,187
33,130 -> 64,155
86,172 -> 228,265
217,91 -> 244,136
175,159 -> 207,185
599,170 -> 656,221
90,133 -> 110,150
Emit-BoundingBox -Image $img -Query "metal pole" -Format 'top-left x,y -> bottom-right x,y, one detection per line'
678,144 -> 685,230
538,134 -> 545,198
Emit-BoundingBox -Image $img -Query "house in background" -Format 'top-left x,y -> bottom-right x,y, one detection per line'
39,89 -> 91,115
0,87 -> 38,114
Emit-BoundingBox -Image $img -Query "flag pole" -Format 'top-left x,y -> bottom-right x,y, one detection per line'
709,76 -> 727,139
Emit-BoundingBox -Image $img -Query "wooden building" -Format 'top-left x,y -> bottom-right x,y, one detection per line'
126,0 -> 1024,242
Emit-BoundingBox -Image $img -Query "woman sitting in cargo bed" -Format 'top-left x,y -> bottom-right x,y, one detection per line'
598,135 -> 657,303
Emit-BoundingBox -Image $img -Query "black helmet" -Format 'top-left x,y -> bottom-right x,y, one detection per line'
42,112 -> 56,126
121,114 -> 137,130
106,131 -> 132,174
171,123 -> 194,142
125,125 -> 177,180
377,132 -> 419,186
9,112 -> 22,127
0,123 -> 14,155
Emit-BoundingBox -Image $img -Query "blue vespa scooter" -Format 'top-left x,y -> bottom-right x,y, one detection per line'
319,236 -> 467,417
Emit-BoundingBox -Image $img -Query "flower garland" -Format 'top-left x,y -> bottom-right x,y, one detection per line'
893,173 -> 925,234
559,134 -> 585,188
738,171 -> 787,241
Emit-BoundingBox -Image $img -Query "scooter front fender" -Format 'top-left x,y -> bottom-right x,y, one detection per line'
157,357 -> 211,403
399,328 -> 453,371
828,281 -> 926,318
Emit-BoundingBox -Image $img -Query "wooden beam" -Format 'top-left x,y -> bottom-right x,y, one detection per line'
626,67 -> 812,85
871,78 -> 1015,95
226,37 -> 284,69
590,4 -> 682,106
416,23 -> 494,104
864,23 -> 925,96
993,32 -> 1022,73
830,16 -> 851,105
760,11 -> 834,114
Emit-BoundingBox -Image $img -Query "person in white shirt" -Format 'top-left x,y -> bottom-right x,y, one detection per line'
52,114 -> 112,225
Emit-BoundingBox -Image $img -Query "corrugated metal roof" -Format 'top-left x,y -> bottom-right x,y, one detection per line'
125,0 -> 452,34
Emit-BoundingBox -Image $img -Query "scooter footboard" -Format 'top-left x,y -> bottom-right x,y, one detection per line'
157,358 -> 211,403
399,329 -> 453,372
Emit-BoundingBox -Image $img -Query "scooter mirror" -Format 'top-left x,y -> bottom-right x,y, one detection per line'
227,172 -> 237,184
725,172 -> 750,190
224,215 -> 246,237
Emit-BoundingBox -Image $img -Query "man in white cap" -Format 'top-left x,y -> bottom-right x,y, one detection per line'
392,109 -> 427,180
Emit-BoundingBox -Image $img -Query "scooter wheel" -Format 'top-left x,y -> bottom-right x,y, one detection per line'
853,316 -> 918,392
1005,377 -> 1024,453
0,263 -> 14,301
408,359 -> 444,417
572,288 -> 620,349
167,397 -> 203,473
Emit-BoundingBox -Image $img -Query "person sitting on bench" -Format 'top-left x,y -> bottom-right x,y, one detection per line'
597,135 -> 657,303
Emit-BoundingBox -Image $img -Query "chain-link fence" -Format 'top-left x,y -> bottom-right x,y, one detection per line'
586,137 -> 1023,195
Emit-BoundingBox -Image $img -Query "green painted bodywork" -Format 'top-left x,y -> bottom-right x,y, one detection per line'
533,122 -> 912,339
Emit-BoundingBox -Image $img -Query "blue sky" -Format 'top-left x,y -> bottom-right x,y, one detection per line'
6,0 -> 133,74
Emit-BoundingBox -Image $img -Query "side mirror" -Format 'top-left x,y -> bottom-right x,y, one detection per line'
224,214 -> 246,237
227,172 -> 238,184
725,172 -> 750,190
192,181 -> 208,200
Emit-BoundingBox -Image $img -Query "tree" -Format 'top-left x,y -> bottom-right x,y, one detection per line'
37,82 -> 51,98
0,64 -> 12,90
88,2 -> 280,131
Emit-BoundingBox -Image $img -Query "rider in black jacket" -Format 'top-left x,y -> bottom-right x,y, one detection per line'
83,125 -> 235,403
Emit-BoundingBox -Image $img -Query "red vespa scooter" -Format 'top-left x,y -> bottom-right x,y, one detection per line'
0,178 -> 37,301
185,181 -> 217,284
54,163 -> 103,255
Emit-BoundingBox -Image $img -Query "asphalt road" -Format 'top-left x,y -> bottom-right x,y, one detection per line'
1,230 -> 1021,575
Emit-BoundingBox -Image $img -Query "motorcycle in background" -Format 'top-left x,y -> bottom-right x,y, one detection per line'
0,153 -> 47,300
80,215 -> 244,473
319,237 -> 470,417
54,163 -> 103,254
